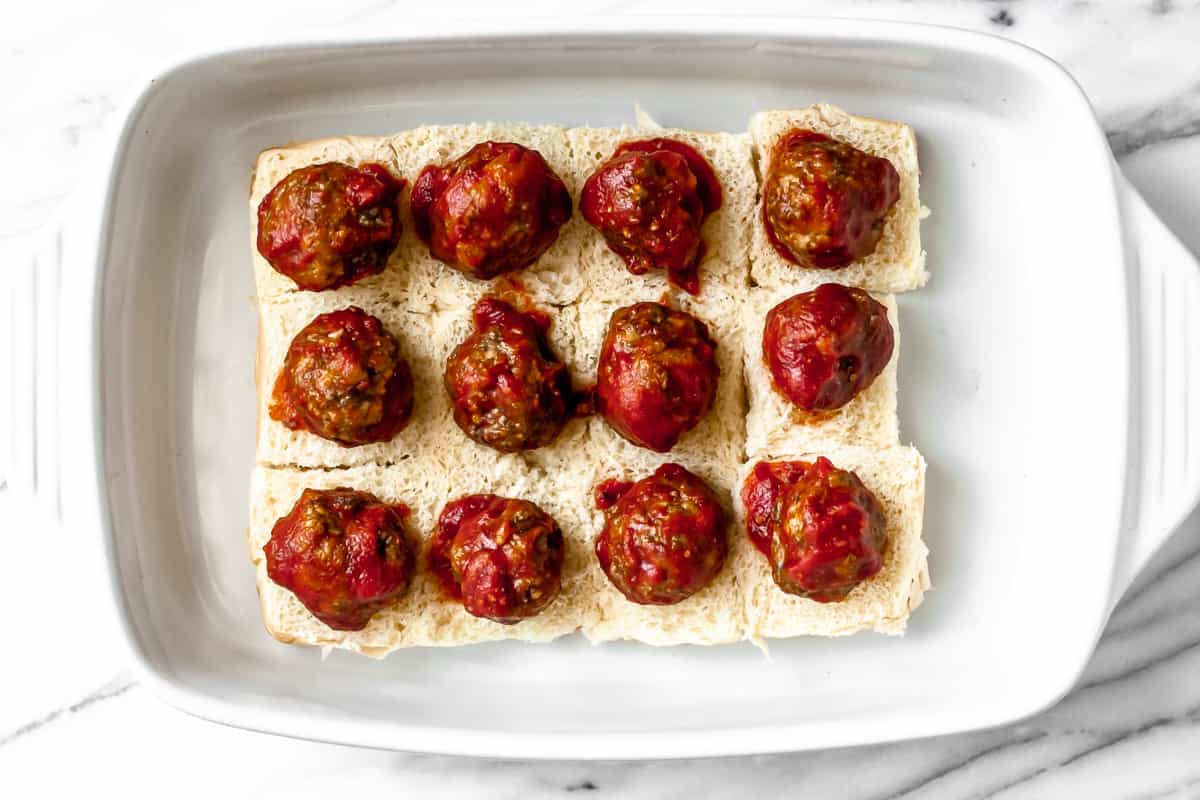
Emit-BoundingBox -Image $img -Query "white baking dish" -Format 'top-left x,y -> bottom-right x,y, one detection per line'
26,17 -> 1200,758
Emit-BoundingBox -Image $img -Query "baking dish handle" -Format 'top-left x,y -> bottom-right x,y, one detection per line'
1110,173 -> 1200,608
1,221 -> 67,520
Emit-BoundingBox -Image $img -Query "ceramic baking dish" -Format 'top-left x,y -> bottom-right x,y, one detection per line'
19,17 -> 1200,758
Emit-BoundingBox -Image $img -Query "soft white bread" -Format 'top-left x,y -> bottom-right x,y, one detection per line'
250,136 -> 400,303
569,284 -> 754,645
384,123 -> 591,310
578,445 -> 753,646
250,111 -> 931,653
251,439 -> 928,652
249,460 -> 605,657
255,290 -> 589,471
573,286 -> 748,472
735,440 -> 929,638
748,104 -> 928,293
743,288 -> 900,456
566,126 -> 754,300
256,289 -> 758,650
250,124 -> 589,310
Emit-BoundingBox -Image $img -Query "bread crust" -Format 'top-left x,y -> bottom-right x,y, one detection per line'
736,441 -> 929,639
743,289 -> 901,456
748,104 -> 928,293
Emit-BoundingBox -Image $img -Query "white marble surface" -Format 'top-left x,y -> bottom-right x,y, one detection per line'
4,0 -> 1200,796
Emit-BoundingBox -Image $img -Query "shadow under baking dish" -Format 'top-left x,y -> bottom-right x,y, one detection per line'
94,24 -> 1126,756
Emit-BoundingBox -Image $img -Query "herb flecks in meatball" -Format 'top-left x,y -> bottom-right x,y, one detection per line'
269,307 -> 414,447
444,297 -> 572,452
428,494 -> 564,624
594,464 -> 727,606
740,457 -> 887,602
763,283 -> 894,413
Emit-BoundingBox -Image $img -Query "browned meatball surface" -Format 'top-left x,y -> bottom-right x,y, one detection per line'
762,130 -> 899,269
269,307 -> 413,447
596,302 -> 719,453
411,142 -> 571,280
257,162 -> 404,291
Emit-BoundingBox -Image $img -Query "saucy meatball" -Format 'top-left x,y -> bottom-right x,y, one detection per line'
411,141 -> 572,280
264,487 -> 415,631
269,307 -> 414,446
444,297 -> 572,452
740,457 -> 887,602
428,494 -> 564,624
580,138 -> 722,295
596,302 -> 719,452
762,283 -> 894,412
762,130 -> 900,269
257,162 -> 404,291
594,464 -> 727,606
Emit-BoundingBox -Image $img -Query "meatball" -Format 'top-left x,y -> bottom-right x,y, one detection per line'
594,464 -> 727,606
256,162 -> 404,291
596,302 -> 719,452
580,138 -> 722,295
741,457 -> 887,603
444,297 -> 572,452
428,494 -> 564,624
762,130 -> 900,269
264,487 -> 415,630
410,141 -> 572,280
269,307 -> 414,446
762,283 -> 894,412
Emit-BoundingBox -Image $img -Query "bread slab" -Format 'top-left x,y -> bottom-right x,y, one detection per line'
255,291 -> 589,471
251,124 -> 590,311
252,123 -> 759,310
578,444 -> 752,646
250,108 -> 928,305
250,459 -> 606,657
574,285 -> 748,472
566,125 -> 754,300
743,288 -> 900,456
735,441 -> 929,638
250,108 -> 930,654
249,439 -> 928,652
748,104 -> 928,293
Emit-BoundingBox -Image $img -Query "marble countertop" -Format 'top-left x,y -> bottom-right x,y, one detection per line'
3,0 -> 1200,796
